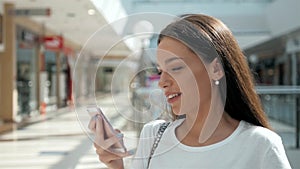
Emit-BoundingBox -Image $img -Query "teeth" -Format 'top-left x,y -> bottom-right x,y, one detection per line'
168,93 -> 180,99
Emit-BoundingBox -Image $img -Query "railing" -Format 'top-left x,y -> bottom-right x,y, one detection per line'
256,86 -> 300,148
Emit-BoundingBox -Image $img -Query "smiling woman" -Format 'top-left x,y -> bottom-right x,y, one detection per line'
90,14 -> 292,169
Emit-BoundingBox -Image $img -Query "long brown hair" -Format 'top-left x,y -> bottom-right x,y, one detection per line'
158,14 -> 271,129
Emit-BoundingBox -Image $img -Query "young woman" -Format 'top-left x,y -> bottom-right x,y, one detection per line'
89,14 -> 292,169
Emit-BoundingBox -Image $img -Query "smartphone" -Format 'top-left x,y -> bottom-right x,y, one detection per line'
87,105 -> 127,153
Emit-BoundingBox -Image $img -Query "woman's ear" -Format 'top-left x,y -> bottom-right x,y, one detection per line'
209,58 -> 224,81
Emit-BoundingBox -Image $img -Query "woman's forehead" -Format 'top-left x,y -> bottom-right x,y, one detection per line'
156,37 -> 202,65
158,37 -> 189,51
157,38 -> 190,58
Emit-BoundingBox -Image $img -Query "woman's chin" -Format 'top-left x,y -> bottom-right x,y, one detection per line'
172,107 -> 184,116
172,104 -> 199,118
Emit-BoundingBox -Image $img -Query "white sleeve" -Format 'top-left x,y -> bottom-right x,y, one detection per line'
262,138 -> 292,169
130,120 -> 165,169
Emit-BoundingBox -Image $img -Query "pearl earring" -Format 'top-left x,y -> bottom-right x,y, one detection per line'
215,80 -> 219,85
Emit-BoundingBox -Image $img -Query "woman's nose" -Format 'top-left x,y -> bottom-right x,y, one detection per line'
158,72 -> 172,89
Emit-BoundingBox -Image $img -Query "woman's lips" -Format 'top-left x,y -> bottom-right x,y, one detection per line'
166,93 -> 182,104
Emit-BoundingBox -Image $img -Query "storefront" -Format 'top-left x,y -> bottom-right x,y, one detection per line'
42,36 -> 71,108
16,26 -> 38,117
0,3 -> 79,123
245,29 -> 300,86
16,30 -> 73,116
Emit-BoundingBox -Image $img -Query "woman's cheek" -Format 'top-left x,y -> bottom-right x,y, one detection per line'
180,75 -> 201,114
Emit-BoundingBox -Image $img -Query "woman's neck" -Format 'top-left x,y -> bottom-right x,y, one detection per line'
176,112 -> 239,147
175,88 -> 240,146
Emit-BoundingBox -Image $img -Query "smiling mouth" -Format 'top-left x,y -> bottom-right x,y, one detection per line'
167,93 -> 182,103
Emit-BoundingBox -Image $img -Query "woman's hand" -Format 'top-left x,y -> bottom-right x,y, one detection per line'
88,115 -> 131,169
94,142 -> 128,169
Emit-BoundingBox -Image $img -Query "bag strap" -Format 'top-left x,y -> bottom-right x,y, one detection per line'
147,122 -> 170,169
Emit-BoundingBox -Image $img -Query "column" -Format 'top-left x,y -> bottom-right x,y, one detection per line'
0,3 -> 16,122
56,51 -> 61,108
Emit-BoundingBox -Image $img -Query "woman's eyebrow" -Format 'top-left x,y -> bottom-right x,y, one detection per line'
165,57 -> 183,64
156,57 -> 184,67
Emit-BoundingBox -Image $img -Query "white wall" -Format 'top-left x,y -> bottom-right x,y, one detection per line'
265,0 -> 300,35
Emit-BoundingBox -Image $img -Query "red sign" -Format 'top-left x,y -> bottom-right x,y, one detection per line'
43,36 -> 63,51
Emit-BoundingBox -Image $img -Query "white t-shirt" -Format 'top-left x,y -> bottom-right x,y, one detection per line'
130,119 -> 291,169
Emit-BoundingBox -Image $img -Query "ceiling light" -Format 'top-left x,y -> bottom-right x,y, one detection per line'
88,9 -> 95,15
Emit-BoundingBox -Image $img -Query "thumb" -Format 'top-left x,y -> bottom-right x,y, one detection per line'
115,129 -> 121,133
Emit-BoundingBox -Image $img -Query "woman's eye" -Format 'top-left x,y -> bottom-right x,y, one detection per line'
171,66 -> 183,72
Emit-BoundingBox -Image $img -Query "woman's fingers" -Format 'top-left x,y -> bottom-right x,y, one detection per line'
94,144 -> 132,163
88,115 -> 97,132
88,113 -> 127,168
94,115 -> 105,143
97,151 -> 125,165
94,115 -> 123,150
94,142 -> 134,157
95,134 -> 121,151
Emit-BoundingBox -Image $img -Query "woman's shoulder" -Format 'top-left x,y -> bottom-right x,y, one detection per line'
143,119 -> 167,128
240,121 -> 282,145
140,119 -> 168,137
141,119 -> 183,137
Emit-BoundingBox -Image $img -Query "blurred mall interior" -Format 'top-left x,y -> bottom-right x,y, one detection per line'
0,0 -> 300,168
